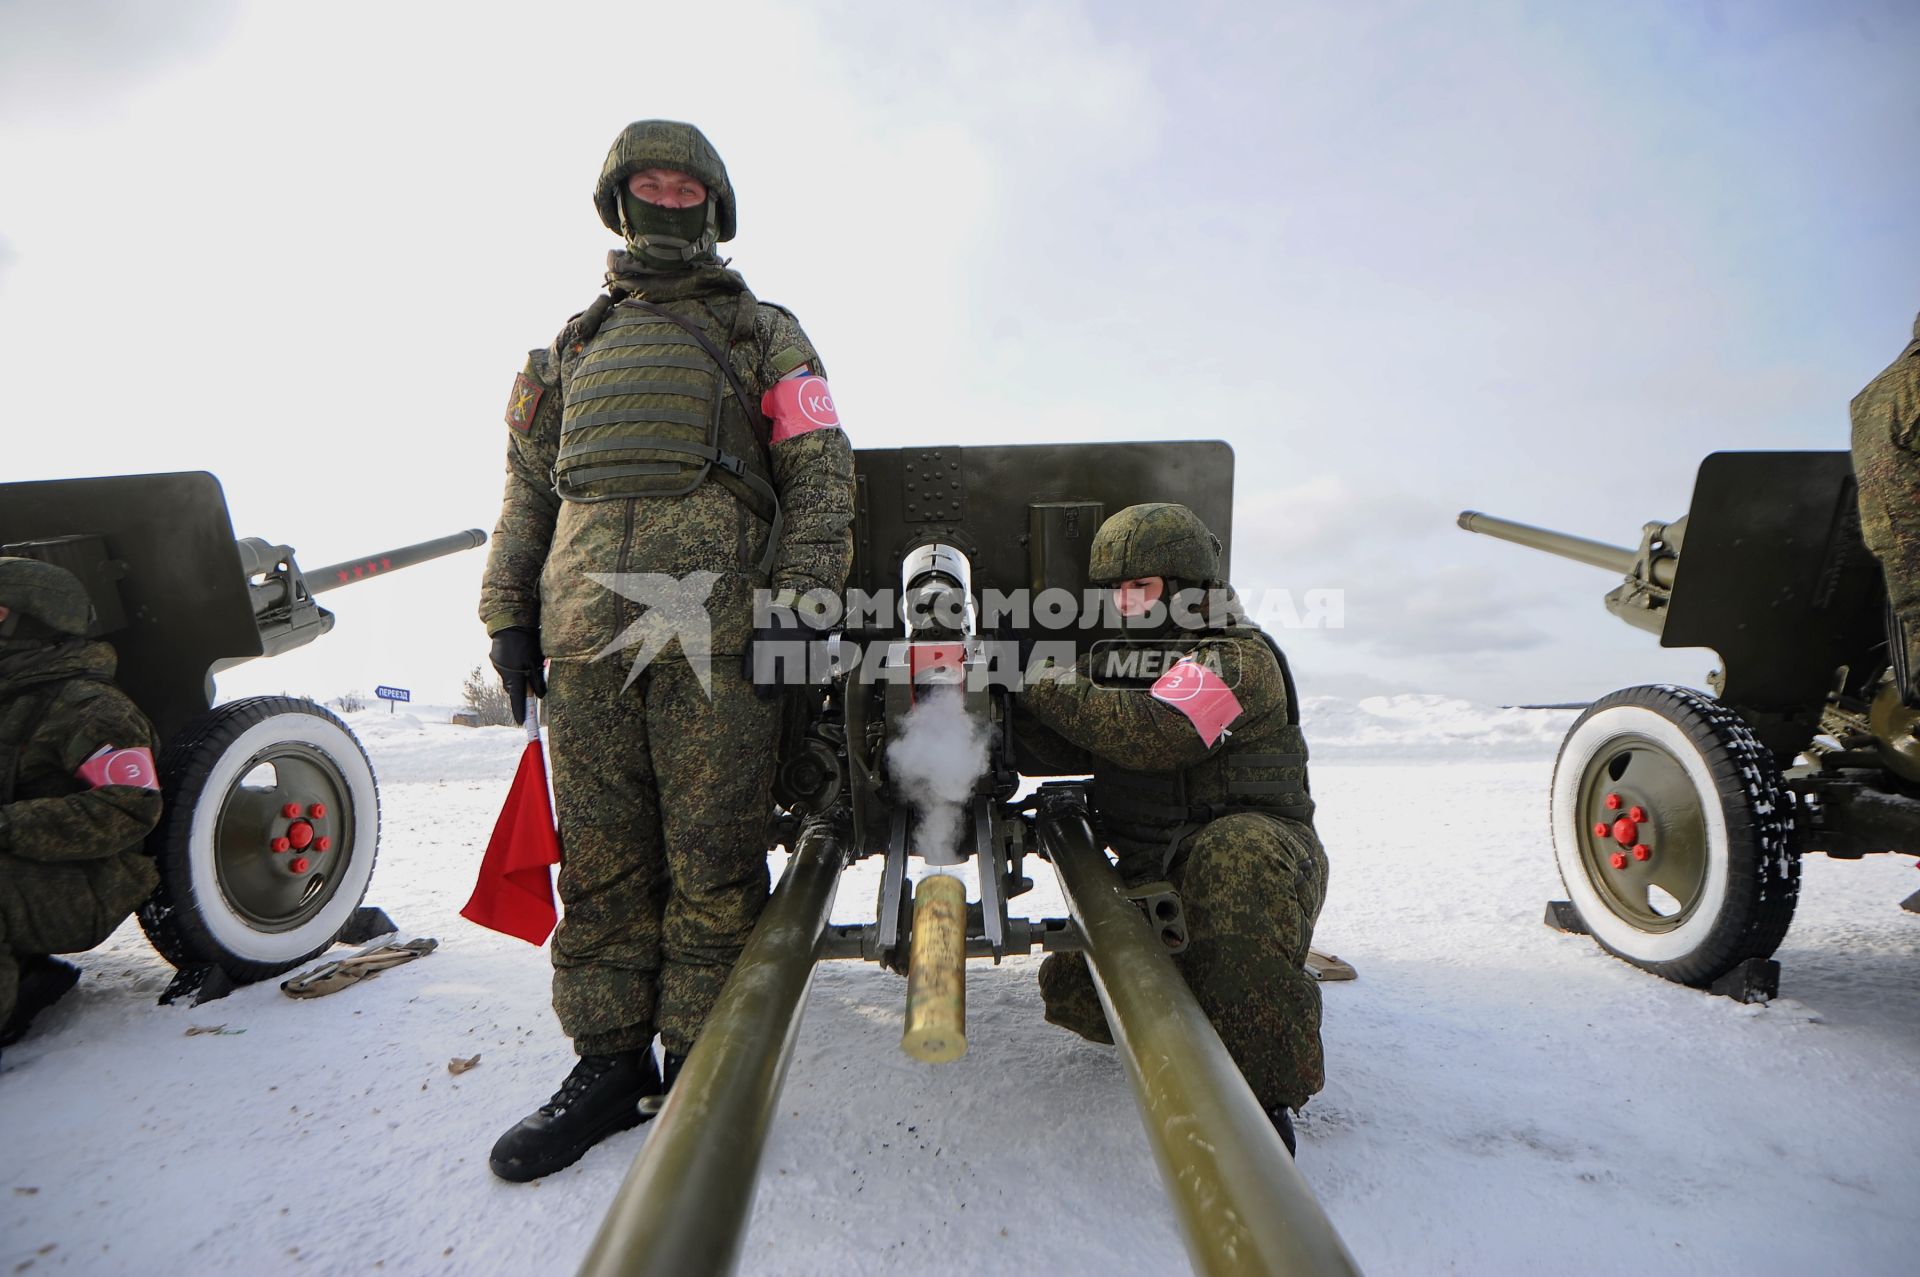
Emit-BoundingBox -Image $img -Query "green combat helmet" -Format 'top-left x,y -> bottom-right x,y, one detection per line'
592,120 -> 736,267
0,556 -> 93,639
1087,503 -> 1224,588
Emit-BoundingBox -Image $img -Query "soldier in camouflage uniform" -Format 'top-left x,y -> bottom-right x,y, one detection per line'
1016,504 -> 1326,1153
479,120 -> 854,1181
1850,312 -> 1920,706
0,558 -> 163,1061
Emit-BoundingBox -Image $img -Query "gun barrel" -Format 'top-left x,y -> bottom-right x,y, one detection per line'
1038,788 -> 1364,1277
577,815 -> 848,1277
307,529 -> 488,594
1457,510 -> 1638,575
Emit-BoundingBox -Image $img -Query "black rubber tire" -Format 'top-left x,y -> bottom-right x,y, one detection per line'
137,697 -> 380,982
1550,684 -> 1799,986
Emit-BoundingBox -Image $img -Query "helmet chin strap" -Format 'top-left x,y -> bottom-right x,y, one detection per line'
618,192 -> 720,268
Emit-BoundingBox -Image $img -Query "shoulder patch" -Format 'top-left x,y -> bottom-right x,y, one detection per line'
771,346 -> 810,377
505,371 -> 544,433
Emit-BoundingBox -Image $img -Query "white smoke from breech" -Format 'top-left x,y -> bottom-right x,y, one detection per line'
885,688 -> 991,864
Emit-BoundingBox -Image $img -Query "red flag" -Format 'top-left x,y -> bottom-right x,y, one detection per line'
461,716 -> 561,945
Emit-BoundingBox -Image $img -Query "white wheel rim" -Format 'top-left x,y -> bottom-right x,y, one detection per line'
184,710 -> 378,962
1552,704 -> 1730,962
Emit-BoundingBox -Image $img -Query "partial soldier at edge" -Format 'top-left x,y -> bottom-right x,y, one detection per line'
1849,311 -> 1920,706
0,557 -> 163,1063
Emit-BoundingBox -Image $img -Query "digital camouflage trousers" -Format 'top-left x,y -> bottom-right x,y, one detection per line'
0,850 -> 156,1028
545,652 -> 779,1057
1038,810 -> 1330,1112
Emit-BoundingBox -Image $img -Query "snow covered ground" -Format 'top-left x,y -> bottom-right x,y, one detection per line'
4,701 -> 1918,1276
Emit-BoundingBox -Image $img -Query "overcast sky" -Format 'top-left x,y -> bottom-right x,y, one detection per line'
3,0 -> 1916,710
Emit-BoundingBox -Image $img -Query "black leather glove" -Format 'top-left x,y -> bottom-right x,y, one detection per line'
489,625 -> 546,725
743,614 -> 808,702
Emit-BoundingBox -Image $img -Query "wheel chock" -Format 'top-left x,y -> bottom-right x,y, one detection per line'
1900,887 -> 1920,915
1707,957 -> 1779,1004
338,905 -> 398,944
158,963 -> 240,1007
1543,900 -> 1590,935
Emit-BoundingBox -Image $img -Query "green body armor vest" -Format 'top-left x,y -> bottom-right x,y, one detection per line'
1090,630 -> 1315,874
551,294 -> 785,573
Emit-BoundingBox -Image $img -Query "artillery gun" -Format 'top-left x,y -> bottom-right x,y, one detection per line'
1459,450 -> 1920,997
0,471 -> 484,1000
580,442 -> 1362,1277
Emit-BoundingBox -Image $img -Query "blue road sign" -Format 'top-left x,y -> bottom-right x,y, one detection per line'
374,685 -> 411,703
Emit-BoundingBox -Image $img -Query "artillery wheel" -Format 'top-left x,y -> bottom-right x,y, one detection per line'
138,697 -> 380,982
1549,685 -> 1799,986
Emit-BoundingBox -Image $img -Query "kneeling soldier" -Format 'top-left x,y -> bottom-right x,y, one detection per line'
0,558 -> 162,1060
1016,504 -> 1328,1153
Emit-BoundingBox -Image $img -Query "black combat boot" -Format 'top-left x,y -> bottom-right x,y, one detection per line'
1267,1105 -> 1298,1158
489,1050 -> 661,1182
1,956 -> 82,1048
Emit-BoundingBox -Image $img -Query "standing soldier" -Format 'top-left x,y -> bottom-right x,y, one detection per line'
1850,312 -> 1920,706
479,120 -> 855,1181
1015,504 -> 1327,1153
0,558 -> 163,1061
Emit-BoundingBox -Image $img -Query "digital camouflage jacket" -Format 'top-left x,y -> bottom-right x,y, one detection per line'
1020,624 -> 1313,878
479,256 -> 856,659
0,640 -> 164,867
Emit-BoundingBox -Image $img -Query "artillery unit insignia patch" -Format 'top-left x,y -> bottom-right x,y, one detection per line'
505,373 -> 545,432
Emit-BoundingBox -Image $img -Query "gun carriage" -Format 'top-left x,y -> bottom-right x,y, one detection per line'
0,471 -> 484,996
1460,450 -> 1920,995
581,441 -> 1362,1277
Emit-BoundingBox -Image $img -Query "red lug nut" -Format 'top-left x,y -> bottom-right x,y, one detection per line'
1605,793 -> 1623,811
290,857 -> 310,874
1632,844 -> 1651,861
1629,806 -> 1647,823
309,803 -> 327,819
272,837 -> 291,853
316,836 -> 332,852
1593,822 -> 1610,838
281,803 -> 301,819
1609,852 -> 1628,870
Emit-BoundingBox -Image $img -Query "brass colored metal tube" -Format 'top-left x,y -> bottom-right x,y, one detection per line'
576,816 -> 848,1277
1038,791 -> 1365,1277
901,874 -> 968,1063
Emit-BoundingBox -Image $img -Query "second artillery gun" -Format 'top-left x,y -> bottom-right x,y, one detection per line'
0,471 -> 485,1001
1460,450 -> 1920,998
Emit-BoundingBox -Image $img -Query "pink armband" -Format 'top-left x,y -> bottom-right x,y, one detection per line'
76,745 -> 160,791
1150,659 -> 1244,746
761,374 -> 841,443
